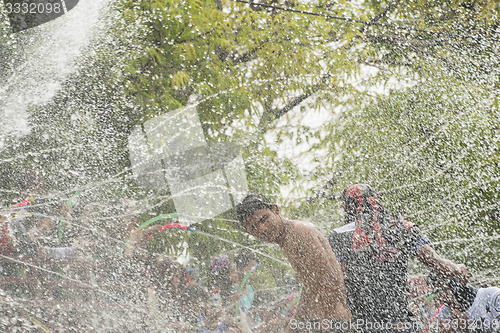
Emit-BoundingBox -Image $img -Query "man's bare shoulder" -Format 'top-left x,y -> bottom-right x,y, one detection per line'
286,219 -> 326,242
288,220 -> 317,236
288,219 -> 317,231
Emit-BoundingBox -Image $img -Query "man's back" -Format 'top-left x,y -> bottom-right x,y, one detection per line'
329,222 -> 417,326
281,220 -> 351,322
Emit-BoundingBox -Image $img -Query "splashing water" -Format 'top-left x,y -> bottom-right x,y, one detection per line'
1,0 -> 498,331
0,0 -> 111,142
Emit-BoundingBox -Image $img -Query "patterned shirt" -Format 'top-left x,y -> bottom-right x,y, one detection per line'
329,221 -> 430,330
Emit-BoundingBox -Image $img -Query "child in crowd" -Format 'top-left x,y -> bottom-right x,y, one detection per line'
0,214 -> 15,256
210,254 -> 253,333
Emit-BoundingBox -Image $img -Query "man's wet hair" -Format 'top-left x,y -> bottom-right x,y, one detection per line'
236,193 -> 273,225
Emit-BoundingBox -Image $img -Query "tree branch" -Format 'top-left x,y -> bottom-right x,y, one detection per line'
359,59 -> 415,68
360,1 -> 399,33
364,33 -> 450,48
231,41 -> 266,64
306,177 -> 340,203
257,74 -> 330,133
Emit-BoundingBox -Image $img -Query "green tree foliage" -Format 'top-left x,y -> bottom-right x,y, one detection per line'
110,0 -> 498,280
1,0 -> 498,284
113,0 -> 360,131
113,0 -> 499,127
312,72 -> 499,282
361,1 -> 499,97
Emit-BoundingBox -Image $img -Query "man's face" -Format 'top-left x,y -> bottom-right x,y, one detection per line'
242,206 -> 283,243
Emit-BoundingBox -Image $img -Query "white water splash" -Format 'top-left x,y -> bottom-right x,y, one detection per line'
0,0 -> 112,144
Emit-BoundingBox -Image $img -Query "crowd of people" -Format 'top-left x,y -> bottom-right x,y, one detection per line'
0,173 -> 291,331
1,176 -> 499,332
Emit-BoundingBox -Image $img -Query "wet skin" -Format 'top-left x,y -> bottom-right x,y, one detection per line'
243,206 -> 352,326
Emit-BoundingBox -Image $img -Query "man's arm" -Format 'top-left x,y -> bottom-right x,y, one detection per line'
416,244 -> 468,283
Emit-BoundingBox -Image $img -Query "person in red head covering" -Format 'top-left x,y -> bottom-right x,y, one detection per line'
329,184 -> 468,332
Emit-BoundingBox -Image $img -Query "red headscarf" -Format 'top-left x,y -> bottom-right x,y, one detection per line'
343,184 -> 413,261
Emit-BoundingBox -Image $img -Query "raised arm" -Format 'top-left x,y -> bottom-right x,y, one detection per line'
416,244 -> 468,283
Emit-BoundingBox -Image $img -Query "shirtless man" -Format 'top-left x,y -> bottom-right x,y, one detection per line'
237,194 -> 352,333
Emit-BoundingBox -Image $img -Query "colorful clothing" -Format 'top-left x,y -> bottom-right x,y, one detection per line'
210,255 -> 230,272
234,284 -> 254,312
330,184 -> 430,331
343,184 -> 413,262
